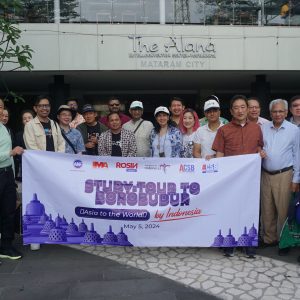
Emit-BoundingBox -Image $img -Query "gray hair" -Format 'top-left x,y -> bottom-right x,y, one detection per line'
269,99 -> 288,111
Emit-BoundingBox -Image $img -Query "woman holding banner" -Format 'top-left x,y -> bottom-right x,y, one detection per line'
150,106 -> 182,158
178,108 -> 200,158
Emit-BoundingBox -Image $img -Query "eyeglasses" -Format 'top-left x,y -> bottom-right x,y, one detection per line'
271,110 -> 286,114
248,106 -> 260,110
109,103 -> 120,107
36,104 -> 50,109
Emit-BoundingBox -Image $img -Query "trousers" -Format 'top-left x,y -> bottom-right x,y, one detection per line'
0,166 -> 17,248
261,169 -> 292,244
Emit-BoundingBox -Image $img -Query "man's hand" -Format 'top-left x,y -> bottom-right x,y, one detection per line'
10,146 -> 24,156
259,150 -> 267,159
89,136 -> 98,145
205,154 -> 215,161
291,182 -> 299,193
85,142 -> 95,149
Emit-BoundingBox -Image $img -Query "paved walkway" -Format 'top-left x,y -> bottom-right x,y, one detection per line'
70,244 -> 300,300
0,243 -> 217,300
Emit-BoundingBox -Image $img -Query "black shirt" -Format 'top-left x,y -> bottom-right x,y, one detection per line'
111,133 -> 122,156
41,121 -> 55,152
86,124 -> 101,155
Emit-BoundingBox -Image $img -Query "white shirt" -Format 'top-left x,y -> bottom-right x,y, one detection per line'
123,119 -> 153,157
257,117 -> 270,127
194,123 -> 223,158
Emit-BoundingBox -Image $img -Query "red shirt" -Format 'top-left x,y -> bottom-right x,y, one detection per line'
99,113 -> 131,127
212,120 -> 263,157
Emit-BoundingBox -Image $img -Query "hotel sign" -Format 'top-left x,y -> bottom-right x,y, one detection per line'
128,35 -> 216,69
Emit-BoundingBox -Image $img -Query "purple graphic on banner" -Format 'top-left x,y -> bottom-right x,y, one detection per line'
22,193 -> 133,246
211,224 -> 258,247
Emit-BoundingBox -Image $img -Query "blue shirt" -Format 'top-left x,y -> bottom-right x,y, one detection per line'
150,126 -> 182,158
61,128 -> 85,154
262,120 -> 300,183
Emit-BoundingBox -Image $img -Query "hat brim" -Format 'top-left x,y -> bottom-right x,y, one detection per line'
130,106 -> 143,109
155,111 -> 170,117
204,106 -> 220,112
82,109 -> 96,114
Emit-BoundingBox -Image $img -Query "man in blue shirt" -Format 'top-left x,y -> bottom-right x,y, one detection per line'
0,104 -> 24,261
260,99 -> 300,252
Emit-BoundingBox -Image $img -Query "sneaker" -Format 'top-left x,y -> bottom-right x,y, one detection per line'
223,247 -> 234,257
245,247 -> 256,259
278,247 -> 290,256
260,241 -> 278,248
0,247 -> 22,260
30,244 -> 40,251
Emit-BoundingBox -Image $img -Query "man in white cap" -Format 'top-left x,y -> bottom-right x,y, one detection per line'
123,100 -> 153,157
193,98 -> 223,159
199,95 -> 228,126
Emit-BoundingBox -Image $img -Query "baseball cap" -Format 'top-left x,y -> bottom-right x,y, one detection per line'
57,105 -> 76,120
154,106 -> 170,117
205,95 -> 220,103
204,100 -> 220,112
82,104 -> 96,114
130,101 -> 143,109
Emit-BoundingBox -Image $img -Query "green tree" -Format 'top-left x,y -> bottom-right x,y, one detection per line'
0,0 -> 33,102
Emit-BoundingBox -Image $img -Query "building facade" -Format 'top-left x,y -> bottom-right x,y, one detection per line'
1,0 -> 300,123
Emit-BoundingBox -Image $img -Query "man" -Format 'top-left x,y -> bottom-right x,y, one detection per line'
260,99 -> 300,255
193,98 -> 223,159
99,97 -> 131,127
123,100 -> 153,157
24,95 -> 65,152
199,95 -> 228,126
57,105 -> 85,154
24,95 -> 65,251
169,97 -> 185,126
212,95 -> 264,258
247,97 -> 269,126
98,113 -> 137,157
67,97 -> 85,129
289,95 -> 300,126
77,104 -> 107,155
0,104 -> 24,260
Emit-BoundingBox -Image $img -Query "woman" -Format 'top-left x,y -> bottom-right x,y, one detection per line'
15,110 -> 34,181
56,105 -> 85,154
178,108 -> 200,158
98,112 -> 137,157
150,106 -> 182,158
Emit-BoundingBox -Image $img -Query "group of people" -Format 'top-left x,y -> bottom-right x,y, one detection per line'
0,93 -> 300,263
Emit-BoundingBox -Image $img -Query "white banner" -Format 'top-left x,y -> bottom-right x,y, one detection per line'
22,151 -> 261,247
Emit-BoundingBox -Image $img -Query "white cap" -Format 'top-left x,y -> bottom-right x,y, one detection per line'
130,101 -> 143,109
204,99 -> 220,112
154,106 -> 170,117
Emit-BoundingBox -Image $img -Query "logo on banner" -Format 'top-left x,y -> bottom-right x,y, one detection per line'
201,163 -> 218,173
179,164 -> 195,172
116,162 -> 138,172
144,163 -> 171,173
73,160 -> 83,168
93,161 -> 108,169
